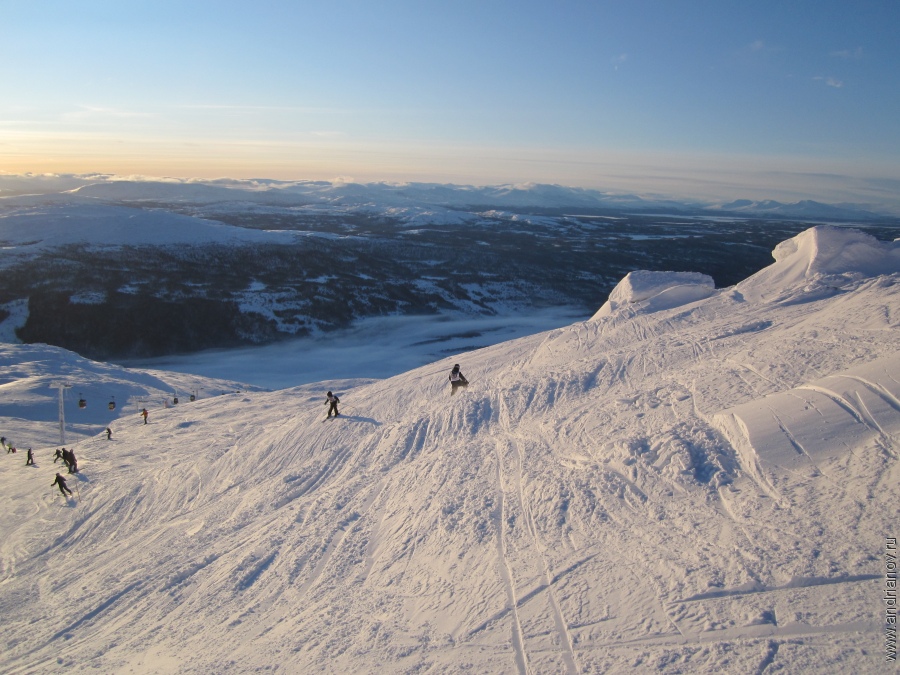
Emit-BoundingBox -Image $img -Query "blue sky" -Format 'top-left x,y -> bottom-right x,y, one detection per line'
2,0 -> 899,209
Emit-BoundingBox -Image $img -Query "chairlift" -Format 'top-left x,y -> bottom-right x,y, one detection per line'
78,394 -> 87,409
189,394 -> 196,402
108,396 -> 116,411
173,395 -> 179,405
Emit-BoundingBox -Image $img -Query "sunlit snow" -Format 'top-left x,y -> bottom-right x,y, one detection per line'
0,226 -> 897,673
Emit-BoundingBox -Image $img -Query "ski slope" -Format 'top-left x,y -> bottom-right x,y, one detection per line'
0,226 -> 898,673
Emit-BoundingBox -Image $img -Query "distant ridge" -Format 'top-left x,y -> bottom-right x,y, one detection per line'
1,173 -> 892,219
712,198 -> 882,220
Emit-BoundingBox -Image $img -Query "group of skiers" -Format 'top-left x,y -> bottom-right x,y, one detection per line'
2,434 -> 78,498
2,436 -> 21,454
3,399 -> 167,504
5,362 -> 472,502
54,447 -> 79,473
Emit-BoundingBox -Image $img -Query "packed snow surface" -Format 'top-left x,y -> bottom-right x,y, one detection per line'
0,227 -> 898,673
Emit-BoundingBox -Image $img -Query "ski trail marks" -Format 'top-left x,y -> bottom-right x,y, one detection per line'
295,478 -> 385,599
755,639 -> 780,675
47,580 -> 144,643
671,573 -> 880,605
492,447 -> 530,675
512,438 -> 579,675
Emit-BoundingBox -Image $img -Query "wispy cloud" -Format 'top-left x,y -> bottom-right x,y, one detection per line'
831,47 -> 863,60
814,76 -> 844,88
62,105 -> 154,121
309,131 -> 349,140
175,104 -> 352,115
746,39 -> 782,55
611,53 -> 628,71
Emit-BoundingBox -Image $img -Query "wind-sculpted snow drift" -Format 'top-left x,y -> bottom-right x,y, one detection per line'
0,226 -> 897,673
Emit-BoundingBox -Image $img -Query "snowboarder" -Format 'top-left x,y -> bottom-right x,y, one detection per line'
25,448 -> 34,465
106,427 -> 112,440
141,408 -> 148,424
54,448 -> 63,463
449,364 -> 469,395
52,473 -> 73,497
325,391 -> 340,418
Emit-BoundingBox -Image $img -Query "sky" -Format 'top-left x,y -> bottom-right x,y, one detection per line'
2,0 -> 899,208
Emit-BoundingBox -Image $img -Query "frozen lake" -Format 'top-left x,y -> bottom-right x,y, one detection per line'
119,307 -> 587,389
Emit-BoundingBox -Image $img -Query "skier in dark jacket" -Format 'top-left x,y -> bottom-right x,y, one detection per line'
449,364 -> 469,395
52,473 -> 73,496
106,427 -> 112,440
325,391 -> 340,418
54,448 -> 63,463
61,448 -> 78,473
25,448 -> 34,465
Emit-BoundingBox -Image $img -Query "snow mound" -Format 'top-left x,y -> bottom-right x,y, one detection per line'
737,226 -> 900,301
591,270 -> 715,319
712,355 -> 900,507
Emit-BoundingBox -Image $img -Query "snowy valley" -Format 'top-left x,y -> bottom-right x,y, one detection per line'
3,176 -> 898,362
0,225 -> 898,673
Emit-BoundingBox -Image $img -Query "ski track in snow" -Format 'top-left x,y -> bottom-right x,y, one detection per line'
0,226 -> 898,673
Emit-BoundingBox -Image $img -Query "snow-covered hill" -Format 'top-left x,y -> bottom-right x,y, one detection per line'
0,227 -> 898,673
0,196 -> 297,252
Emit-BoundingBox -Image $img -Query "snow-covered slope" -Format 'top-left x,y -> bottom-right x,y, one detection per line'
0,197 -> 296,252
0,227 -> 897,673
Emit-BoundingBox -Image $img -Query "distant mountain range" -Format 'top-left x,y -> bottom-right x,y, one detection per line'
710,198 -> 883,220
0,174 -> 892,220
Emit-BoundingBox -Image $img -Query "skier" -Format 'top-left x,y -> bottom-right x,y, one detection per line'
325,391 -> 340,418
54,448 -> 63,463
52,473 -> 73,497
141,408 -> 148,424
25,448 -> 34,465
106,427 -> 112,440
449,364 -> 469,396
62,448 -> 77,473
